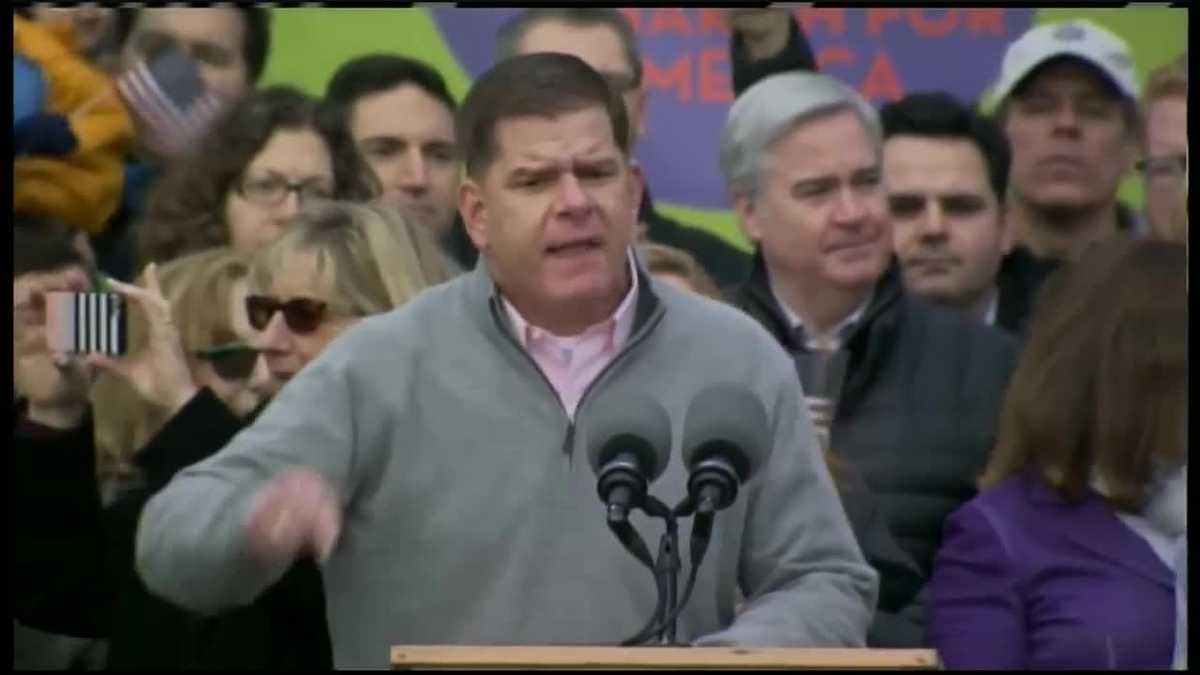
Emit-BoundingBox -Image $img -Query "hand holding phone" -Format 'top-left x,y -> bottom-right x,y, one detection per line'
14,269 -> 100,428
87,264 -> 199,414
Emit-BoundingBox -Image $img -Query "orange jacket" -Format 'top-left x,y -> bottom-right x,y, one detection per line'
13,16 -> 133,235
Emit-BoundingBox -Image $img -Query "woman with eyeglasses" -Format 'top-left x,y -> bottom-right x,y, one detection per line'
135,85 -> 376,268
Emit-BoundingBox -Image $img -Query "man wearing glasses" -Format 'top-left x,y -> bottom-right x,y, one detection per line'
1139,55 -> 1188,244
988,19 -> 1146,262
496,9 -> 753,287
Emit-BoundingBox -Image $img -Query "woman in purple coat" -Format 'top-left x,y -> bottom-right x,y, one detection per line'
928,239 -> 1187,670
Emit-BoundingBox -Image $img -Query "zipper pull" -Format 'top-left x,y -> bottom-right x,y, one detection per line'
562,422 -> 576,461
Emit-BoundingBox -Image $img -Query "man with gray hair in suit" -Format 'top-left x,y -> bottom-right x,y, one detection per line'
722,72 -> 1019,621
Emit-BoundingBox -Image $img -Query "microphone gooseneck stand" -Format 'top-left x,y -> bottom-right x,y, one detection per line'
653,508 -> 680,645
607,494 -> 669,646
616,494 -> 719,647
596,383 -> 765,648
601,449 -> 742,646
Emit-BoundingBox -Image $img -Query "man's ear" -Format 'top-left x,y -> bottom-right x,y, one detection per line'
627,159 -> 646,218
458,177 -> 489,251
630,85 -> 649,145
732,191 -> 765,244
1119,102 -> 1148,176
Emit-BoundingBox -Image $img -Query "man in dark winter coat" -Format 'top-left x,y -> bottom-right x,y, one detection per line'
727,11 -> 1059,337
719,72 -> 1019,639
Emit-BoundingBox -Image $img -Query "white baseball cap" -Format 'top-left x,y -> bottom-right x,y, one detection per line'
989,19 -> 1140,106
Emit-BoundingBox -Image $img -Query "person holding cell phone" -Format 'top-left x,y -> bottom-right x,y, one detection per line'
12,220 -> 109,670
14,238 -> 291,667
12,202 -> 452,668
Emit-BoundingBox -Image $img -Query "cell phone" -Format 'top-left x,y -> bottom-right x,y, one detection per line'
45,291 -> 127,356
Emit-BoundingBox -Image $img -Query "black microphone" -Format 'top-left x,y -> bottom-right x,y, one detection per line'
582,389 -> 672,523
681,383 -> 769,515
620,384 -> 771,647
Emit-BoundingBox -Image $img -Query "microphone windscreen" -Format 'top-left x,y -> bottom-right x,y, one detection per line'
582,387 -> 672,481
681,383 -> 770,482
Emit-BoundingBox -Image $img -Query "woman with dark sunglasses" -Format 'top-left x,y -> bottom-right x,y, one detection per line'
88,249 -> 274,492
244,199 -> 455,388
13,247 -> 330,669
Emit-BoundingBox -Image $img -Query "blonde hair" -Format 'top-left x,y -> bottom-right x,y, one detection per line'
639,242 -> 723,300
250,200 -> 455,313
1141,54 -> 1187,156
1143,54 -> 1188,112
1141,56 -> 1188,246
92,248 -> 251,488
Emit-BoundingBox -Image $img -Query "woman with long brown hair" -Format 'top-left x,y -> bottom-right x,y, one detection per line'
136,86 -> 376,267
928,238 -> 1187,669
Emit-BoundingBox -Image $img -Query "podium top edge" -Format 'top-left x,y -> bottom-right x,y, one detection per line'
390,646 -> 942,670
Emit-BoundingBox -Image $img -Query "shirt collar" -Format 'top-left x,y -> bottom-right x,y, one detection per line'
502,249 -> 640,349
769,279 -> 873,351
982,287 -> 1000,327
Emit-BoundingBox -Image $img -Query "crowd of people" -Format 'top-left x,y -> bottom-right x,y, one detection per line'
11,7 -> 1188,670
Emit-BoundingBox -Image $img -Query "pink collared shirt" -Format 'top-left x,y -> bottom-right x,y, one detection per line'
502,252 -> 639,419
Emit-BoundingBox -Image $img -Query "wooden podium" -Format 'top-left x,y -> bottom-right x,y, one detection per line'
391,646 -> 941,670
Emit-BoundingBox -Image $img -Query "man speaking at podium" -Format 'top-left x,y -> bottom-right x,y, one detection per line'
135,53 -> 876,669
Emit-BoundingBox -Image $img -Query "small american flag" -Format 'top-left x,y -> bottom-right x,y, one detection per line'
115,46 -> 227,158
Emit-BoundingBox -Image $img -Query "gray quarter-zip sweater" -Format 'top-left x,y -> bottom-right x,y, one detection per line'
136,261 -> 877,669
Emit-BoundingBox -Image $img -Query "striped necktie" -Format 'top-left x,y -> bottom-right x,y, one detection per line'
792,325 -> 852,453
